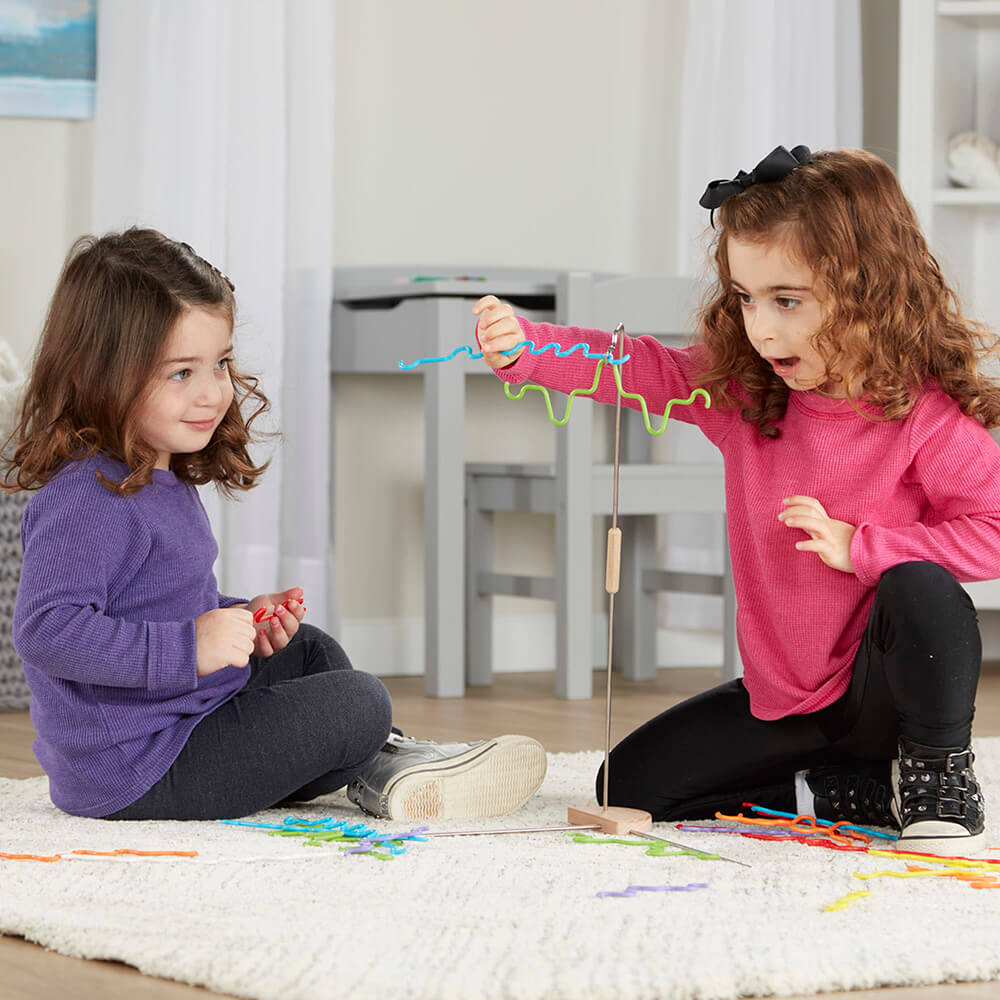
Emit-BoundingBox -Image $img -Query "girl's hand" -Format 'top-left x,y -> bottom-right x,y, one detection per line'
778,496 -> 856,573
472,295 -> 527,369
195,607 -> 256,676
247,587 -> 306,658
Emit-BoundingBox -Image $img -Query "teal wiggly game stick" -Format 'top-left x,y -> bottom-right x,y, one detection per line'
397,339 -> 631,371
397,323 -> 743,865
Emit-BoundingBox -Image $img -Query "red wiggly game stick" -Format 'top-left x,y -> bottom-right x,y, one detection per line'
252,597 -> 306,625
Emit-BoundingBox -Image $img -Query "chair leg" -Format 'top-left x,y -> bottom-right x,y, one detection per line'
721,525 -> 743,680
555,396 -> 594,699
465,474 -> 494,687
556,506 -> 594,699
615,513 -> 658,681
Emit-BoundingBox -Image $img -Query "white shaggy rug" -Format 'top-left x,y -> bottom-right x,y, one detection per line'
3,747 -> 1000,1000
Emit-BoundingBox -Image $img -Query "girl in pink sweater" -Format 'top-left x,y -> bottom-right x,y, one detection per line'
474,147 -> 1000,854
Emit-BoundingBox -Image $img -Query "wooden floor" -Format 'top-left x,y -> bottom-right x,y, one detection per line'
3,666 -> 1000,1000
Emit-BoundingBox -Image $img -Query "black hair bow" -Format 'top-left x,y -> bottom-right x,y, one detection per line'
699,145 -> 813,212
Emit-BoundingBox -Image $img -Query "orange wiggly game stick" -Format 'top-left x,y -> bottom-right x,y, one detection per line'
1,849 -> 198,862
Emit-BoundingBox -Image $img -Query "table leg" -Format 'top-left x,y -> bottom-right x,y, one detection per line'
422,306 -> 468,697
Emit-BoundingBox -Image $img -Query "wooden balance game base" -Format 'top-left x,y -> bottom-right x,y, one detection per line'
567,806 -> 653,835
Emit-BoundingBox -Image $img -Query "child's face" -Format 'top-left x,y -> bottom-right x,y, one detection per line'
726,236 -> 841,396
135,307 -> 235,470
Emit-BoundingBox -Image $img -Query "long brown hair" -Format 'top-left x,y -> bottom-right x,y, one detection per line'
2,227 -> 271,495
697,148 -> 1000,437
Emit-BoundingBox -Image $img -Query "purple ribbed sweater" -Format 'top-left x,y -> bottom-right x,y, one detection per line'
498,320 -> 1000,719
13,454 -> 248,817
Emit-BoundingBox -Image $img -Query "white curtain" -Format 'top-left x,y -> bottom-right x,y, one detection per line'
91,0 -> 335,630
664,0 -> 863,634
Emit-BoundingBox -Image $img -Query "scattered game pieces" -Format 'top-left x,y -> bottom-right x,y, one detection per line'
715,810 -> 872,849
743,802 -> 896,841
597,882 -> 709,899
823,889 -> 870,912
1,848 -> 197,863
567,832 -> 722,862
220,815 -> 428,859
0,851 -> 65,863
856,865 -> 1000,890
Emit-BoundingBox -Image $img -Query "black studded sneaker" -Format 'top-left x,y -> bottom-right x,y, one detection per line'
802,760 -> 900,831
892,738 -> 986,856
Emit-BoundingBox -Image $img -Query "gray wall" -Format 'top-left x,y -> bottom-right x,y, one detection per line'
861,0 -> 899,169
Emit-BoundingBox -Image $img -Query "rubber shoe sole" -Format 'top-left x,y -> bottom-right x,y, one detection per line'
889,759 -> 986,856
383,734 -> 547,821
893,822 -> 986,856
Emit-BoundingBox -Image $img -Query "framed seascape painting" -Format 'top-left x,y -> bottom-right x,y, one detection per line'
0,0 -> 96,119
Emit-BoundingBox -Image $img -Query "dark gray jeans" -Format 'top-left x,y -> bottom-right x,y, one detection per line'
104,624 -> 393,820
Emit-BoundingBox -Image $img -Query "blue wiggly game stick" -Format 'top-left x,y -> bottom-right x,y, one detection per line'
398,340 -> 631,370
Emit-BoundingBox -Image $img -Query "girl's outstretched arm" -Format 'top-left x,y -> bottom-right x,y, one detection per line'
473,295 -> 735,442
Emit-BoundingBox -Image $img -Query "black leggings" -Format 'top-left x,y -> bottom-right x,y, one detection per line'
598,562 -> 981,822
105,624 -> 393,820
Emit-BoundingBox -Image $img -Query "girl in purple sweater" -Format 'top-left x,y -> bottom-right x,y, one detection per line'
6,228 -> 545,822
475,147 -> 1000,854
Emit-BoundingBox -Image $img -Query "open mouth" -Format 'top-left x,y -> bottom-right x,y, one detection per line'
768,356 -> 800,376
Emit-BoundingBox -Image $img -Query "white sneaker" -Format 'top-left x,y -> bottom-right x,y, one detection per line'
346,733 -> 547,821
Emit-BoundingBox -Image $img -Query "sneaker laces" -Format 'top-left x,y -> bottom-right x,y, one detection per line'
817,770 -> 897,828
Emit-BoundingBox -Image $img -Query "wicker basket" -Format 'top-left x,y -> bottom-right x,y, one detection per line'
0,491 -> 30,710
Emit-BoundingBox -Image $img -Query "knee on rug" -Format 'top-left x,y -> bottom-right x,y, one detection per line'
317,670 -> 393,771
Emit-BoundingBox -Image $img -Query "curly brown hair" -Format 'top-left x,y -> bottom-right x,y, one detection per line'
2,227 -> 271,496
696,148 -> 1000,438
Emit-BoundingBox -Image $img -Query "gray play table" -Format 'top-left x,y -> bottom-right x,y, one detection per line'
331,268 -> 559,696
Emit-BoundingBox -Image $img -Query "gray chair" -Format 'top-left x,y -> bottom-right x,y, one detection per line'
464,272 -> 740,699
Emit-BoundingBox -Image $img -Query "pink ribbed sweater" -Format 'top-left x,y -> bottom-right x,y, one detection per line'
495,320 -> 1000,720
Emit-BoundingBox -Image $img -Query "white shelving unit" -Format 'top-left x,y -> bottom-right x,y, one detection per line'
899,1 -> 1000,610
900,1 -> 1000,325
